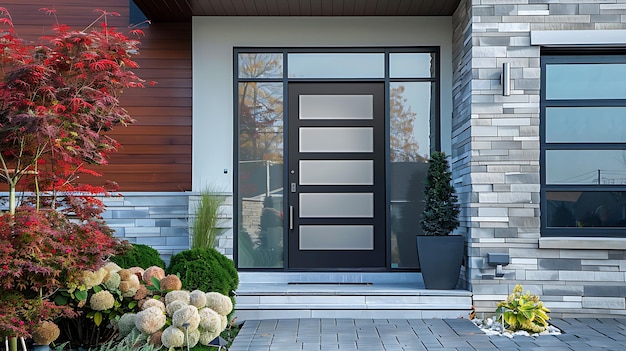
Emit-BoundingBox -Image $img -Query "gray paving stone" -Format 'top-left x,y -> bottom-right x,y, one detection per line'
229,318 -> 626,350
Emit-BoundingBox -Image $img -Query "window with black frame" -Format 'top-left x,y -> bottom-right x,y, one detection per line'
542,54 -> 626,237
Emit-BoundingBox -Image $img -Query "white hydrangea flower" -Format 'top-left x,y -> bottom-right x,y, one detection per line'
165,290 -> 191,306
204,292 -> 233,316
198,307 -> 221,333
161,326 -> 185,348
172,305 -> 201,331
135,306 -> 166,335
141,298 -> 166,313
183,328 -> 200,348
166,300 -> 188,317
189,290 -> 207,308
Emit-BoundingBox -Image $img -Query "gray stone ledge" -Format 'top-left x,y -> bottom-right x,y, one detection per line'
531,29 -> 626,46
539,237 -> 626,250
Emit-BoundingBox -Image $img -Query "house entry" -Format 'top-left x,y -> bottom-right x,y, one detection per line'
235,49 -> 439,270
287,83 -> 386,269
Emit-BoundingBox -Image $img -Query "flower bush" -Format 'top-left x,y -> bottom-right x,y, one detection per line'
51,264 -> 236,349
47,263 -> 234,349
51,264 -> 138,349
117,285 -> 233,349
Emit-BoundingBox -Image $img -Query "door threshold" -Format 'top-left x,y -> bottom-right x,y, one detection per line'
239,271 -> 422,284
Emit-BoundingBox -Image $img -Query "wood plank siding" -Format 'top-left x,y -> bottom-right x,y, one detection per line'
2,1 -> 193,192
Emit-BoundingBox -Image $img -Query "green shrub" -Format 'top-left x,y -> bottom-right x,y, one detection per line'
166,248 -> 239,300
111,244 -> 165,269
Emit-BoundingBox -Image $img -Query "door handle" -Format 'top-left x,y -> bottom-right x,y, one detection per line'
289,206 -> 294,230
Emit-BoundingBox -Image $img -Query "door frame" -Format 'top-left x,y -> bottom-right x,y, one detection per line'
233,47 -> 441,272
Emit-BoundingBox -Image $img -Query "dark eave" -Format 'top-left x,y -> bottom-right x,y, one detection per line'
133,0 -> 461,23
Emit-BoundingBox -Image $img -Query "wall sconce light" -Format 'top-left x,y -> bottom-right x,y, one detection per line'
501,62 -> 511,96
487,253 -> 510,278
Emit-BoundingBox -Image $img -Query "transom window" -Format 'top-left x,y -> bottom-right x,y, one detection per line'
542,54 -> 626,237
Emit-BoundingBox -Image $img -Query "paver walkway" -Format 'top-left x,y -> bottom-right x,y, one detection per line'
229,317 -> 626,350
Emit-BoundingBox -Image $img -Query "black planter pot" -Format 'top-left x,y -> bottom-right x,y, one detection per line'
416,235 -> 464,289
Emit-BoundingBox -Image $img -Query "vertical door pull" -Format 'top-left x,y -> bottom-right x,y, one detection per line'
289,206 -> 294,230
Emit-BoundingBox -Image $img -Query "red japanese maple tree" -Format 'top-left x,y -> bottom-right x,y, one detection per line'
0,8 -> 148,342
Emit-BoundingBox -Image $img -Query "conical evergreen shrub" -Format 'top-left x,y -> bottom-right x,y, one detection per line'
419,151 -> 460,236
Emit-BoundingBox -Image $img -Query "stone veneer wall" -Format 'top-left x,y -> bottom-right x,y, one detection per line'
103,193 -> 191,266
103,192 -> 236,266
455,0 -> 626,317
104,193 -> 235,266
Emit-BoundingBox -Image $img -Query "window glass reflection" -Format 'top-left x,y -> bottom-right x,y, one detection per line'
288,53 -> 384,78
237,82 -> 284,268
546,63 -> 626,100
546,150 -> 626,185
389,53 -> 434,78
389,82 -> 431,269
547,191 -> 626,228
238,53 -> 283,79
546,107 -> 626,143
390,82 -> 432,162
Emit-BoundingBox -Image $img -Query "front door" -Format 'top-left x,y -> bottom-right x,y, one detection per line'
287,82 -> 386,270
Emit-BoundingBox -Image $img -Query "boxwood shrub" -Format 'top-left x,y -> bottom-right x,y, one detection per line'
166,248 -> 239,301
111,243 -> 165,269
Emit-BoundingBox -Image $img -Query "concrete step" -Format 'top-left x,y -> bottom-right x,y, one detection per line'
232,272 -> 473,321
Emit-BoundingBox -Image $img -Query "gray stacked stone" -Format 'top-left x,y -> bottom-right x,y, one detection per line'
102,193 -> 190,265
103,193 -> 234,265
452,0 -> 626,317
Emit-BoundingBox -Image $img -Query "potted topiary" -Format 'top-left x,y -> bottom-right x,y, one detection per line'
417,151 -> 463,289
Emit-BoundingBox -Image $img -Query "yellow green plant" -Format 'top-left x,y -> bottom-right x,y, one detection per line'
495,284 -> 551,333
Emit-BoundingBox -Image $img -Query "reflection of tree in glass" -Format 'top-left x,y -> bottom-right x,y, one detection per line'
239,55 -> 283,162
239,82 -> 283,161
390,85 -> 426,162
239,53 -> 282,78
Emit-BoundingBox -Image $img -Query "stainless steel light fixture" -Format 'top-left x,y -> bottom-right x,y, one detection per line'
501,62 -> 511,96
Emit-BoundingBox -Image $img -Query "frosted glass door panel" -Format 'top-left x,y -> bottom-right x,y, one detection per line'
299,127 -> 373,153
299,160 -> 373,185
299,95 -> 373,120
299,225 -> 374,250
300,193 -> 373,218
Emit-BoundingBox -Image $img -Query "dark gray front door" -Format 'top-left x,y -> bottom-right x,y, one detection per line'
287,82 -> 386,270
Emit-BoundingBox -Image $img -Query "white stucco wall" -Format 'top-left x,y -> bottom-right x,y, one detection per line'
192,16 -> 453,192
